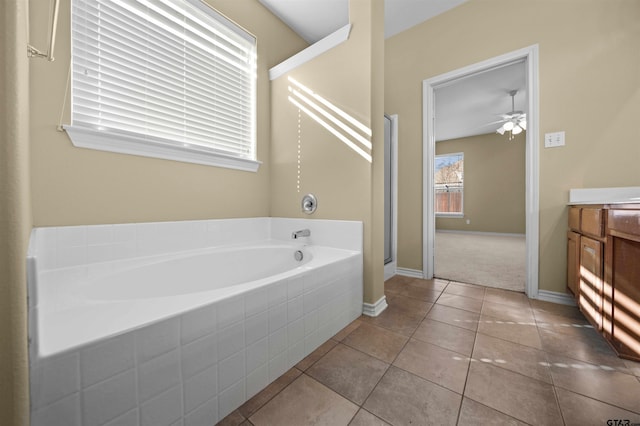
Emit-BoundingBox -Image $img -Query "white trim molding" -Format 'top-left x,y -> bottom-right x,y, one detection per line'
396,268 -> 424,279
64,125 -> 261,171
536,290 -> 577,306
436,230 -> 525,238
269,24 -> 351,81
391,115 -> 399,270
384,262 -> 396,281
363,296 -> 388,317
423,44 -> 540,299
383,114 -> 399,283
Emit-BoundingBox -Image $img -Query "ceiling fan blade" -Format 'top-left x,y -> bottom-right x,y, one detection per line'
480,120 -> 504,127
482,119 -> 508,126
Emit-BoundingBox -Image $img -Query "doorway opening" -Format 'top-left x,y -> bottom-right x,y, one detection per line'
422,45 -> 539,298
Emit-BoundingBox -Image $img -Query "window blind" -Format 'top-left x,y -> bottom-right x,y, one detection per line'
71,0 -> 257,161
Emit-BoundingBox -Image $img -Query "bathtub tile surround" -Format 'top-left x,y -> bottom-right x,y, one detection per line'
28,218 -> 363,426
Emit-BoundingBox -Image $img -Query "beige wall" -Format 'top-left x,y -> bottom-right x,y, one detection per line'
29,0 -> 307,226
12,1 -> 385,422
270,0 -> 385,304
1,1 -> 32,424
7,1 -> 305,423
386,0 -> 640,293
436,132 -> 526,234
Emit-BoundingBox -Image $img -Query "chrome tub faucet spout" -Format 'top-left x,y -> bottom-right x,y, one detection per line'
292,229 -> 311,239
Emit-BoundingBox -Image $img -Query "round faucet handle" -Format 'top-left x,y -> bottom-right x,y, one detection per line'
301,193 -> 317,214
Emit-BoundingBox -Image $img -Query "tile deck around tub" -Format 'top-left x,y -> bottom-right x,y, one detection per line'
217,276 -> 640,426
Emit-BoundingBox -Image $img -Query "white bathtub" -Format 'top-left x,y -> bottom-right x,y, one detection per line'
28,218 -> 363,426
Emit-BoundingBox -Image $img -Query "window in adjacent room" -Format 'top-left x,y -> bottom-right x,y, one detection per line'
435,152 -> 463,216
66,0 -> 259,171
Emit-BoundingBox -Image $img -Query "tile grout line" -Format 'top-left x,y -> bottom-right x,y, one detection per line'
384,281 -> 531,425
302,336 -> 381,406
457,286 -> 570,425
453,283 -> 556,425
474,295 -> 628,425
357,294 -> 432,415
550,380 -> 640,417
376,281 -> 500,422
228,277 -> 626,426
470,298 -> 567,388
357,291 -> 439,425
241,367 -> 304,423
531,291 -> 566,424
453,281 -> 482,426
401,277 -> 640,424
345,279 -> 451,425
530,298 -> 567,426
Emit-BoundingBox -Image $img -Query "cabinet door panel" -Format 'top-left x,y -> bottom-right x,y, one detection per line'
610,236 -> 640,360
579,237 -> 603,330
567,231 -> 580,298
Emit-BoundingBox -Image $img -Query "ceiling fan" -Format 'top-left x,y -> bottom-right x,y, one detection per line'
493,89 -> 526,140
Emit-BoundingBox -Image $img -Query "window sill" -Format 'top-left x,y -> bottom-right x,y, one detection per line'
64,126 -> 261,172
436,213 -> 464,218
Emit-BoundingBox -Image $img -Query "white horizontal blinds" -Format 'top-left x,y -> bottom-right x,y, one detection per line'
71,0 -> 257,159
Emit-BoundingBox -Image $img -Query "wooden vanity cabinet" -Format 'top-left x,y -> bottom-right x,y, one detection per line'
604,207 -> 640,361
568,206 -> 606,330
568,204 -> 640,361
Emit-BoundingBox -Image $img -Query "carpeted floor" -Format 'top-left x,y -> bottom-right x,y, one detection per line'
434,231 -> 526,292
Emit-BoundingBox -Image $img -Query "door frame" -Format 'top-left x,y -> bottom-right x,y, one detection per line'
422,45 -> 540,298
384,114 -> 398,280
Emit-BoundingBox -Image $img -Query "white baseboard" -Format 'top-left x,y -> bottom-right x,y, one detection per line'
384,262 -> 396,281
395,267 -> 575,308
536,290 -> 577,306
395,267 -> 424,279
436,230 -> 525,238
363,295 -> 388,317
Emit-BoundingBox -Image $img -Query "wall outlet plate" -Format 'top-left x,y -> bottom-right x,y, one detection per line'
545,131 -> 565,148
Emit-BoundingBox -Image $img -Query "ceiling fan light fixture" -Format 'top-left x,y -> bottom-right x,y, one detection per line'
496,90 -> 526,140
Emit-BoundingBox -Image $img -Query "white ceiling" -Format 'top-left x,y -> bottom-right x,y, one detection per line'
435,61 -> 527,141
258,0 -> 349,44
258,0 -> 469,43
258,0 -> 527,141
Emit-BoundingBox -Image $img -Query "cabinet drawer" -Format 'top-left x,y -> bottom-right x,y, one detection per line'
608,209 -> 640,237
568,207 -> 581,231
581,208 -> 604,238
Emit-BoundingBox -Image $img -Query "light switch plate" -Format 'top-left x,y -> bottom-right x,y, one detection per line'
545,131 -> 565,148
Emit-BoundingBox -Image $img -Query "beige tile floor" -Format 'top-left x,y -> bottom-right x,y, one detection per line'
217,276 -> 640,426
